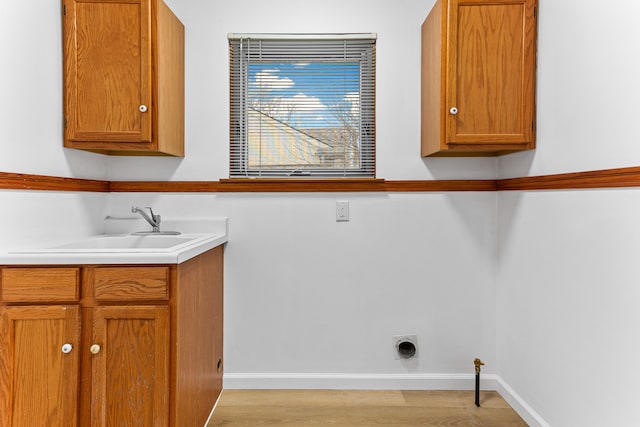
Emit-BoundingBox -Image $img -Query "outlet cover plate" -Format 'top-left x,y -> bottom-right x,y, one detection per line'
336,200 -> 349,222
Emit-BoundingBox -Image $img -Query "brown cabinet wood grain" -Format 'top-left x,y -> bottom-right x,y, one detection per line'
0,305 -> 80,427
0,246 -> 224,427
89,306 -> 170,426
93,266 -> 169,301
421,0 -> 538,157
0,267 -> 79,302
62,0 -> 184,156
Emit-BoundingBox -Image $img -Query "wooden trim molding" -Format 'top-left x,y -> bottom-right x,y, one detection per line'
497,166 -> 640,191
109,181 -> 221,193
110,178 -> 496,192
0,172 -> 109,192
4,166 -> 640,193
381,180 -> 497,192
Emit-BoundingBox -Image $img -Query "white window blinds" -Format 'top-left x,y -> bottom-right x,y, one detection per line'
229,34 -> 376,178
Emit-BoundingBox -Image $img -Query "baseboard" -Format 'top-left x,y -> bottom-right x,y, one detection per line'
203,390 -> 224,427
224,372 -> 498,391
223,373 -> 550,426
495,376 -> 551,427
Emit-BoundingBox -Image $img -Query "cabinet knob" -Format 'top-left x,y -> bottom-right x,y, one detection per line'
139,104 -> 148,113
449,107 -> 458,115
61,343 -> 73,354
90,344 -> 101,355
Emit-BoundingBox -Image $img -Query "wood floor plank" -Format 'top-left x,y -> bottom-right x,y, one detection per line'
207,390 -> 527,426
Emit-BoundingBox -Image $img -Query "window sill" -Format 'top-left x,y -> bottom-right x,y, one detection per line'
219,178 -> 386,192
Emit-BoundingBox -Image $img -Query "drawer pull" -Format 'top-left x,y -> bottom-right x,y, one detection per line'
90,344 -> 101,355
61,343 -> 73,354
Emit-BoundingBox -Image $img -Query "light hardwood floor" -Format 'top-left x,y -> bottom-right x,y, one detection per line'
207,390 -> 528,426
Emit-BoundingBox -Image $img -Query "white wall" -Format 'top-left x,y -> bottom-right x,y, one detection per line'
497,1 -> 640,426
109,191 -> 497,384
498,190 -> 640,427
10,0 -> 639,424
0,2 -> 110,249
106,0 -> 499,387
1,0 -> 499,388
108,0 -> 496,181
499,0 -> 640,179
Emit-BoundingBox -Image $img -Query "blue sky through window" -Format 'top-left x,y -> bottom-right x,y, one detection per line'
248,62 -> 360,130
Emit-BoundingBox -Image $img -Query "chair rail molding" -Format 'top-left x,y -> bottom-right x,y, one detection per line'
3,166 -> 640,193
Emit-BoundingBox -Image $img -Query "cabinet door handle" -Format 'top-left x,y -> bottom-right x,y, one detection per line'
90,344 -> 101,355
449,107 -> 458,115
61,343 -> 73,354
139,104 -> 148,113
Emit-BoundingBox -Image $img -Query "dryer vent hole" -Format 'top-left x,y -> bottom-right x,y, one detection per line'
392,335 -> 418,360
397,341 -> 416,359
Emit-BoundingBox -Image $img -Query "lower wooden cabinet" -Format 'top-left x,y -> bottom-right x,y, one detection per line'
87,306 -> 170,426
0,245 -> 223,427
0,305 -> 80,427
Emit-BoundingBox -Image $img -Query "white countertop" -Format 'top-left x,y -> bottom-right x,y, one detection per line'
0,217 -> 228,265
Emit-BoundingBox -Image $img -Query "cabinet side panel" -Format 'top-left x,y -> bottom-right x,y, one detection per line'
173,246 -> 224,427
421,0 -> 445,156
522,0 -> 537,148
62,0 -> 77,147
155,0 -> 185,156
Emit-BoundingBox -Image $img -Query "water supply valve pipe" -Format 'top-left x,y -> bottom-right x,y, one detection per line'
474,358 -> 485,407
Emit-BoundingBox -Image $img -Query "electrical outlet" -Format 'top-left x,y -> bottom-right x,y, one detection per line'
336,200 -> 349,222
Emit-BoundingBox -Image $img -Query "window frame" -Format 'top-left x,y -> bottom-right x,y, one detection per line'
228,33 -> 377,179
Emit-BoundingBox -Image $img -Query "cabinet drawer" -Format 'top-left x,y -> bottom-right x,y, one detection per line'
93,267 -> 169,302
1,267 -> 80,303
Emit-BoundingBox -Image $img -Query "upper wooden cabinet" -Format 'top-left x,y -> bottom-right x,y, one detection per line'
421,0 -> 538,157
62,0 -> 185,156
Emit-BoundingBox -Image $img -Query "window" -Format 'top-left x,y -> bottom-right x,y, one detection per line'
228,34 -> 376,178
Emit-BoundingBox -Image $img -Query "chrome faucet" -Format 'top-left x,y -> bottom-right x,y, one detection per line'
132,206 -> 161,232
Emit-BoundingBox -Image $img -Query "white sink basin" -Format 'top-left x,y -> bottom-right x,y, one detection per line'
5,233 -> 226,265
47,235 -> 194,250
2,218 -> 229,265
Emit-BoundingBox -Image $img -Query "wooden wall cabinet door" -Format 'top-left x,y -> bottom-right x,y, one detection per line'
62,0 -> 185,156
421,0 -> 538,157
0,305 -> 80,427
87,306 -> 170,427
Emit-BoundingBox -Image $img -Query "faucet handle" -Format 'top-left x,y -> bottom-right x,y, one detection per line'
146,207 -> 160,224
